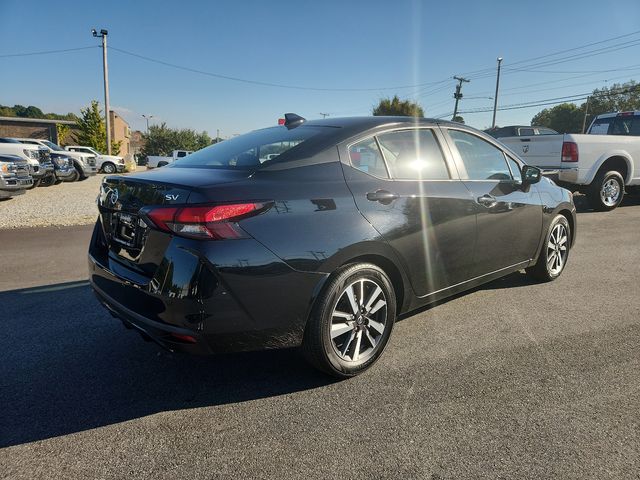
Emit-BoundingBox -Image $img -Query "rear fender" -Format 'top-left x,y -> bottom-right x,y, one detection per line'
585,151 -> 633,185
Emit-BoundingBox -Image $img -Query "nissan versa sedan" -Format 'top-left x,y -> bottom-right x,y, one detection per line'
89,115 -> 576,377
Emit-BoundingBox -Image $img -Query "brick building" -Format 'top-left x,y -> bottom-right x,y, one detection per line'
0,116 -> 78,143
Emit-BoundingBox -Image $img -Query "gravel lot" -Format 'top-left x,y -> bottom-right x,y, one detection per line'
0,169 -> 144,229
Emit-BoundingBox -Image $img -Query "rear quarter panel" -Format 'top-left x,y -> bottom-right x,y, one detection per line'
565,134 -> 639,185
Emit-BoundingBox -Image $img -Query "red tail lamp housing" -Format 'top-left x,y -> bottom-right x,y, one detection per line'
141,202 -> 270,239
561,141 -> 579,162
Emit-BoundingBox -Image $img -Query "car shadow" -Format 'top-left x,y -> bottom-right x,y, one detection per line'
397,270 -> 537,322
0,281 -> 336,448
573,192 -> 640,213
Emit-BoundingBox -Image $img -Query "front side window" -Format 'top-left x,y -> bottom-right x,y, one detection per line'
348,138 -> 388,178
448,129 -> 511,181
506,156 -> 522,183
376,129 -> 449,180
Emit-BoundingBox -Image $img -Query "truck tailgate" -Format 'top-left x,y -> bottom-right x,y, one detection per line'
499,134 -> 564,170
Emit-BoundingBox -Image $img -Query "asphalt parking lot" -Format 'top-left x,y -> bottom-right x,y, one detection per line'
1,195 -> 639,479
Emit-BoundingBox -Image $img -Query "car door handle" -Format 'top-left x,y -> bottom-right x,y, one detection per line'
366,189 -> 399,203
477,194 -> 497,207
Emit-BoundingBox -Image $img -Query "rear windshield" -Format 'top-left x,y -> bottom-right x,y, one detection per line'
171,126 -> 325,169
589,115 -> 640,136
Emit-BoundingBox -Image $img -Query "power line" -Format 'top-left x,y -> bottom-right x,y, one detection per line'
0,46 -> 98,58
458,29 -> 640,78
109,46 -> 451,92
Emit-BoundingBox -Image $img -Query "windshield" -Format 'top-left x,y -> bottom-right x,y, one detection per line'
42,140 -> 65,152
172,126 -> 325,169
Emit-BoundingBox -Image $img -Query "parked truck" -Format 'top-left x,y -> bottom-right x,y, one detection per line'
14,138 -> 97,181
64,145 -> 125,173
0,154 -> 33,198
0,138 -> 53,188
497,113 -> 640,211
146,150 -> 192,169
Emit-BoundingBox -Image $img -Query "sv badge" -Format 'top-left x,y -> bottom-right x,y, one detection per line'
165,194 -> 180,201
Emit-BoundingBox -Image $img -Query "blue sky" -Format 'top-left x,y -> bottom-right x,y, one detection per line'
1,0 -> 640,136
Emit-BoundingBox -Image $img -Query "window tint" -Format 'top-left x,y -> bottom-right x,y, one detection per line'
448,129 -> 511,181
519,128 -> 535,136
173,126 -> 324,169
506,156 -> 522,182
589,117 -> 613,135
537,128 -> 558,135
348,138 -> 388,178
376,129 -> 449,180
611,116 -> 640,136
177,151 -> 187,158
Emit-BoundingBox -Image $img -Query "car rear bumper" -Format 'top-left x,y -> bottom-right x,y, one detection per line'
88,220 -> 328,354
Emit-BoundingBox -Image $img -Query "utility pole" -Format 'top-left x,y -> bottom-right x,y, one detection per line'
142,114 -> 153,134
582,96 -> 590,133
491,57 -> 503,129
92,28 -> 111,154
319,112 -> 329,118
452,76 -> 469,121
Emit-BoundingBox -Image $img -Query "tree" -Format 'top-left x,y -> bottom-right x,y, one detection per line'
452,115 -> 465,124
56,124 -> 70,145
75,100 -> 121,154
583,80 -> 640,127
140,123 -> 213,157
531,103 -> 584,133
373,95 -> 424,117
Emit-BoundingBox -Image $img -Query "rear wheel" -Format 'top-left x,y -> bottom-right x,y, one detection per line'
587,170 -> 624,211
526,214 -> 571,282
302,263 -> 396,378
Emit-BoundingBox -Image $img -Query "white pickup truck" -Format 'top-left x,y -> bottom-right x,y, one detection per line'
498,112 -> 640,211
146,150 -> 192,169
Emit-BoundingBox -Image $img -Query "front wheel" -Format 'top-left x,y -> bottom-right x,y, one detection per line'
302,263 -> 396,378
101,162 -> 116,174
587,170 -> 624,211
526,214 -> 571,282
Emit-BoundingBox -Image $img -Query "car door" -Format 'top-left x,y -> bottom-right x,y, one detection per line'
441,127 -> 543,278
340,127 -> 477,298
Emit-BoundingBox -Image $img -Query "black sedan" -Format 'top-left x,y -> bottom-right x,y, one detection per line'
89,115 -> 576,377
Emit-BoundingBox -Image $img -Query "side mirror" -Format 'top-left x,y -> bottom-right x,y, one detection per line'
522,165 -> 541,185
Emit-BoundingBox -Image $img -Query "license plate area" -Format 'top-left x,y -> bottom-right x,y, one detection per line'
110,212 -> 147,250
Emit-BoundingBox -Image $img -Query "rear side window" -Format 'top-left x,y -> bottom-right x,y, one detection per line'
349,138 -> 388,178
376,129 -> 449,180
448,129 -> 511,181
590,117 -> 614,134
172,126 -> 324,169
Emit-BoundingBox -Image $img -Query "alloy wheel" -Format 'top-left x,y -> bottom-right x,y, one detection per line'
103,163 -> 116,174
330,278 -> 387,363
547,223 -> 568,276
600,177 -> 621,207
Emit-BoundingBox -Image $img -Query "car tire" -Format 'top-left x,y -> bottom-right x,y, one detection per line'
26,179 -> 40,189
302,263 -> 396,378
526,214 -> 571,282
67,168 -> 80,182
102,162 -> 116,174
40,176 -> 56,187
587,170 -> 624,211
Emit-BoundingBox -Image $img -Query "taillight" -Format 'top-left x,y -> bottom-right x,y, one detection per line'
142,202 -> 270,239
561,142 -> 578,162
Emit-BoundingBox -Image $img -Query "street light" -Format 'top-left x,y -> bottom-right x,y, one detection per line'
92,28 -> 111,154
142,114 -> 154,133
491,57 -> 503,129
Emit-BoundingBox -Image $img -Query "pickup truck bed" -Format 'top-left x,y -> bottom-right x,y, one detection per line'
499,133 -> 640,211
